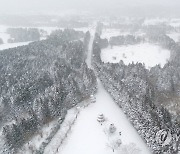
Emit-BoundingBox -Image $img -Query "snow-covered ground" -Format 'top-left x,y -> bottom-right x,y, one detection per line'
0,42 -> 31,51
0,24 -> 32,50
42,25 -> 151,154
143,18 -> 168,26
0,32 -> 10,44
169,18 -> 180,27
142,18 -> 180,28
18,120 -> 58,154
167,33 -> 180,42
55,80 -> 151,154
0,25 -> 10,43
101,43 -> 170,69
86,26 -> 96,67
0,24 -> 153,154
0,25 -> 8,32
44,107 -> 82,154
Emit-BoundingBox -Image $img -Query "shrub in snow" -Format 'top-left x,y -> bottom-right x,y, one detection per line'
118,143 -> 141,154
109,124 -> 117,134
107,139 -> 122,152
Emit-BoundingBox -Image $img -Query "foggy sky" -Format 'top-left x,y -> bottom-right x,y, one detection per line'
0,0 -> 179,17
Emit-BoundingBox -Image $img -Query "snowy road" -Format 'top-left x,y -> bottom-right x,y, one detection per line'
57,80 -> 151,154
51,26 -> 151,154
86,24 -> 96,68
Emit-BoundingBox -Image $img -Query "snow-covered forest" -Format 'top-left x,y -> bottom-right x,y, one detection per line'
0,28 -> 97,153
92,21 -> 180,153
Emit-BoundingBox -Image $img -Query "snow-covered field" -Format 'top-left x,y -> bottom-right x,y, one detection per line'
0,25 -> 10,43
142,18 -> 180,28
167,33 -> 180,42
0,42 -> 31,51
54,80 -> 151,154
0,24 -> 32,50
169,18 -> 180,27
44,107 -> 81,154
143,18 -> 168,26
0,33 -> 10,44
101,43 -> 170,69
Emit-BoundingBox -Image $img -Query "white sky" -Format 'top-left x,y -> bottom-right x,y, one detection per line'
0,0 -> 179,16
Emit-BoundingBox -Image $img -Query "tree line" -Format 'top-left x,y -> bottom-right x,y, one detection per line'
92,32 -> 180,153
0,29 -> 97,153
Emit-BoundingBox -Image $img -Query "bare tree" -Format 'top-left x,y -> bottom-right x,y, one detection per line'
106,139 -> 122,152
118,143 -> 141,154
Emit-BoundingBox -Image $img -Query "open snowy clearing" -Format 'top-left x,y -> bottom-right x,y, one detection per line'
0,42 -> 31,51
167,33 -> 180,42
0,25 -> 10,43
143,18 -> 168,26
0,25 -> 9,33
142,18 -> 180,27
52,80 -> 151,154
169,19 -> 180,27
0,32 -> 10,44
101,43 -> 170,69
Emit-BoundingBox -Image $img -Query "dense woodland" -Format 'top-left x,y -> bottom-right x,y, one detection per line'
104,19 -> 180,34
0,38 -> 3,44
0,29 -> 97,153
92,25 -> 180,153
0,19 -> 180,154
6,28 -> 41,43
109,35 -> 143,46
57,20 -> 89,28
